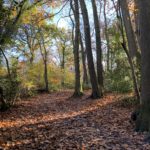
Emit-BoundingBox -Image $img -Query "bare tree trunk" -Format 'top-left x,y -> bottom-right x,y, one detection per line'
80,0 -> 101,98
39,39 -> 49,92
119,0 -> 138,58
0,47 -> 11,80
29,53 -> 34,64
80,33 -> 89,86
43,60 -> 48,92
71,0 -> 82,96
0,48 -> 11,110
0,86 -> 7,111
91,0 -> 103,94
24,28 -> 34,65
121,42 -> 140,101
111,0 -> 140,100
119,1 -> 140,100
104,0 -> 111,71
134,0 -> 140,47
61,47 -> 65,87
135,0 -> 150,132
118,2 -> 140,101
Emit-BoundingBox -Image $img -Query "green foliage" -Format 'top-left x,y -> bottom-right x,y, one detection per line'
18,81 -> 37,97
0,64 -> 20,108
104,25 -> 133,93
105,59 -> 133,93
0,77 -> 19,101
18,62 -> 41,97
0,0 -> 76,108
62,70 -> 75,89
17,60 -> 75,93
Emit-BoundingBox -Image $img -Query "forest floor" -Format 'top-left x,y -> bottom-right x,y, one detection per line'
0,90 -> 150,150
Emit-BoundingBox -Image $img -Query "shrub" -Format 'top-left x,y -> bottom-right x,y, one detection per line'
119,96 -> 139,108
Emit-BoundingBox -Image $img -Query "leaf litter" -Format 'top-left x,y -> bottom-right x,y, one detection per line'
0,91 -> 150,150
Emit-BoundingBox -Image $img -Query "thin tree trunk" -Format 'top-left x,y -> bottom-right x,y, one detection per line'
24,29 -> 34,65
39,39 -> 49,92
0,86 -> 7,111
104,0 -> 111,71
61,47 -> 65,87
119,0 -> 138,58
91,0 -> 103,94
117,3 -> 140,100
44,59 -> 48,92
42,44 -> 49,92
134,0 -> 140,48
0,48 -> 11,110
80,33 -> 89,86
30,53 -> 34,64
112,0 -> 140,100
135,0 -> 150,132
0,47 -> 11,80
80,0 -> 101,98
71,0 -> 82,96
121,42 -> 140,101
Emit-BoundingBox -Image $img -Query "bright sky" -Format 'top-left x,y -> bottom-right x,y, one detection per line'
51,0 -> 115,30
51,2 -> 71,29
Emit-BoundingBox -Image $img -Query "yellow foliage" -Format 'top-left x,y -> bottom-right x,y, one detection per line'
21,7 -> 47,26
23,81 -> 36,90
0,67 -> 7,76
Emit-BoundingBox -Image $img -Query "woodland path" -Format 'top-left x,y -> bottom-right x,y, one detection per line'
0,91 -> 150,150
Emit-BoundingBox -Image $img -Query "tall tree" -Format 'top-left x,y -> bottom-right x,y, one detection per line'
112,0 -> 140,100
119,0 -> 140,100
80,0 -> 100,98
17,24 -> 38,64
119,0 -> 138,58
80,33 -> 89,86
104,0 -> 111,71
91,0 -> 103,94
61,44 -> 65,87
71,0 -> 82,96
56,29 -> 71,87
134,0 -> 140,47
24,25 -> 37,64
136,0 -> 150,132
38,29 -> 49,92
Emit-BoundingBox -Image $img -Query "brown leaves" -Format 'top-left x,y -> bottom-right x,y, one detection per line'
0,91 -> 150,149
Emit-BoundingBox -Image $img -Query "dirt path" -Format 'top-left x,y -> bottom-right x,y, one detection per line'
0,91 -> 149,150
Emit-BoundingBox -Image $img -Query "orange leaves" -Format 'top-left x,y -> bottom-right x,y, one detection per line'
0,91 -> 150,149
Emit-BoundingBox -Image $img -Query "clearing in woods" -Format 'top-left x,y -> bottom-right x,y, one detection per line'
0,91 -> 149,150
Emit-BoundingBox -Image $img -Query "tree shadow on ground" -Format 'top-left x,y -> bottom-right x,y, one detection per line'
0,91 -> 149,150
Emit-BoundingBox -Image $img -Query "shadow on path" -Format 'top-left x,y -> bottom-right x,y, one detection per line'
0,91 -> 149,150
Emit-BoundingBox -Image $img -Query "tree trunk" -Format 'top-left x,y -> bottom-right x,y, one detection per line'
104,0 -> 111,72
119,0 -> 138,58
121,42 -> 140,101
72,0 -> 82,96
91,0 -> 103,94
43,45 -> 49,92
29,52 -> 34,64
80,33 -> 89,86
80,0 -> 100,98
135,0 -> 150,132
134,0 -> 140,47
0,47 -> 11,80
43,56 -> 48,92
0,87 -> 7,111
39,39 -> 49,92
61,47 -> 65,87
116,0 -> 140,100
